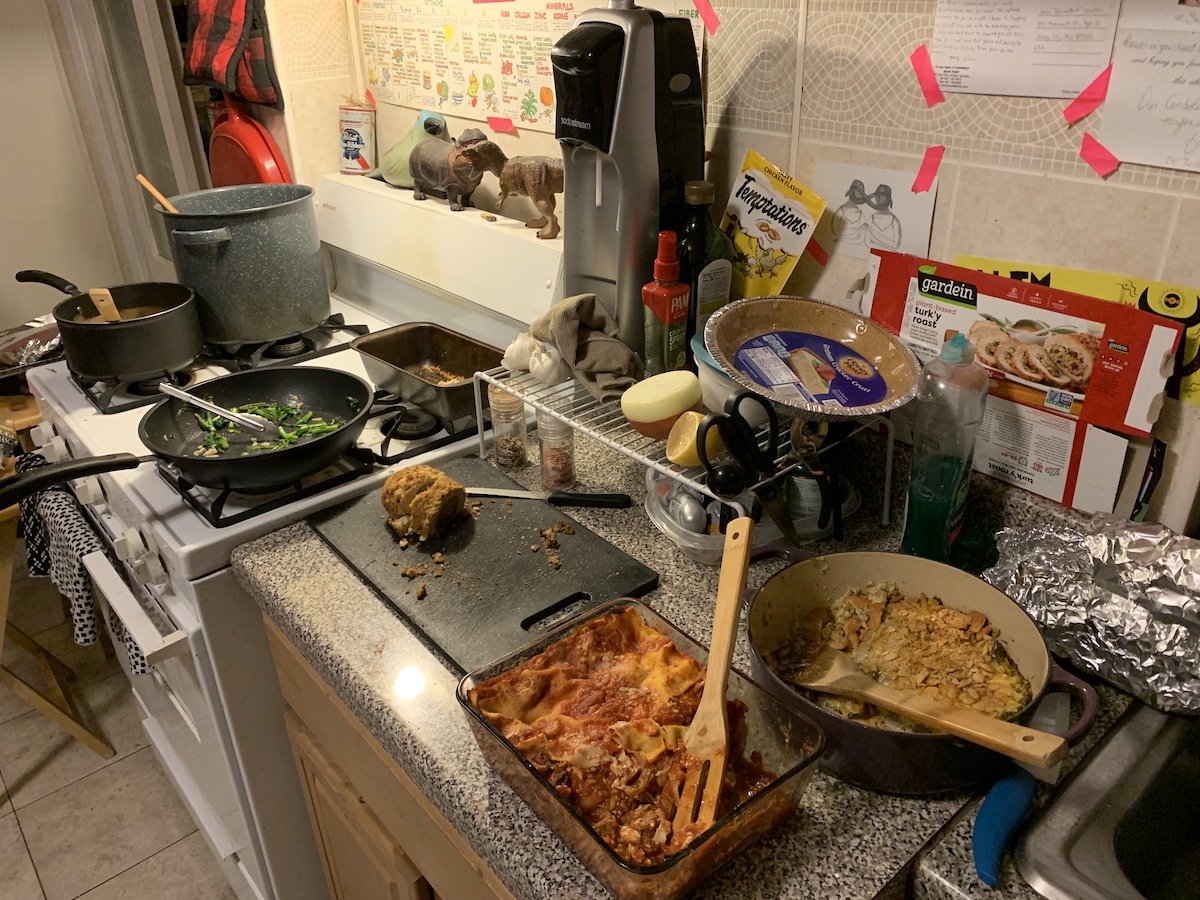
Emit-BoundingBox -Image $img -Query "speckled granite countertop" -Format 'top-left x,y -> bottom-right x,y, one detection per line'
232,428 -> 1121,900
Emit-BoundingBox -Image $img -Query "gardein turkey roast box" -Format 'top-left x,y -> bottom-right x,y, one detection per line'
864,251 -> 1183,510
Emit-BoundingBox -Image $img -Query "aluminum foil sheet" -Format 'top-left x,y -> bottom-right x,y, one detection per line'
985,516 -> 1200,714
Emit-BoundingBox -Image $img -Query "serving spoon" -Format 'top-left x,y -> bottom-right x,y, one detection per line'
791,647 -> 1067,768
674,516 -> 754,833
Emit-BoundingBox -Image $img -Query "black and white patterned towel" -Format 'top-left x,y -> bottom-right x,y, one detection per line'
15,454 -> 148,672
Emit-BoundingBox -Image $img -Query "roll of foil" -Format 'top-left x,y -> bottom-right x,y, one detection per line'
984,515 -> 1200,714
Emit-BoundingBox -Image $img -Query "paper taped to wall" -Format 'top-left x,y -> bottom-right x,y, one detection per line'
1099,27 -> 1200,173
355,0 -> 704,134
931,0 -> 1120,99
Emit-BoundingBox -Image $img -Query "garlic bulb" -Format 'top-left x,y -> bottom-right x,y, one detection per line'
502,332 -> 540,371
529,343 -> 571,385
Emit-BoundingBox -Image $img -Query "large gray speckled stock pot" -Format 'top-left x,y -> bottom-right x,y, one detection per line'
159,184 -> 330,346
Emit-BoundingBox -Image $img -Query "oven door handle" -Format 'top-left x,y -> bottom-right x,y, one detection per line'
82,551 -> 189,666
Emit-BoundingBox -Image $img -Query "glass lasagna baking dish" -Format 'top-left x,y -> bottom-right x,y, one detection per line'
456,597 -> 825,900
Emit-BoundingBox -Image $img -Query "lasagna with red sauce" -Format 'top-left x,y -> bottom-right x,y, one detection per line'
468,608 -> 776,866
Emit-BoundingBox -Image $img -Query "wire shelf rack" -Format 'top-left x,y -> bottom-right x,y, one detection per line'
473,366 -> 896,524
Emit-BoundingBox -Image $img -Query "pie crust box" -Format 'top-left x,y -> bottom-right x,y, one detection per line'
864,250 -> 1184,512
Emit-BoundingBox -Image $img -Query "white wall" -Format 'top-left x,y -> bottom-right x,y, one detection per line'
0,0 -> 122,329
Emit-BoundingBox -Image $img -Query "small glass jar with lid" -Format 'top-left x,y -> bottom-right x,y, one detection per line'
537,409 -> 576,491
488,384 -> 527,468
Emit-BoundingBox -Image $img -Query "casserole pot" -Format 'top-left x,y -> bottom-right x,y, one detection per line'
159,184 -> 329,345
746,548 -> 1100,794
16,269 -> 203,383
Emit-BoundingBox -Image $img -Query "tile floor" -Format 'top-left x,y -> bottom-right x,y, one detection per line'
2,540 -> 236,900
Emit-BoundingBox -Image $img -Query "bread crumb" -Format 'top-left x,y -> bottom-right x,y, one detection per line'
547,553 -> 562,569
505,499 -> 513,506
399,539 -> 409,549
539,528 -> 560,550
531,543 -> 540,552
433,568 -> 444,577
432,552 -> 446,565
400,565 -> 426,579
416,582 -> 427,600
555,520 -> 574,535
490,498 -> 496,503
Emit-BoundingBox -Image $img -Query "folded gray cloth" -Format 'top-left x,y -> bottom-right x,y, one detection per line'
530,294 -> 644,402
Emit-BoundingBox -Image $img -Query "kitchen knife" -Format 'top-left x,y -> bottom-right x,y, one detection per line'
466,487 -> 632,508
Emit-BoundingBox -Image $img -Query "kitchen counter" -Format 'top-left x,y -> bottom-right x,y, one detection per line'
231,428 -> 1118,900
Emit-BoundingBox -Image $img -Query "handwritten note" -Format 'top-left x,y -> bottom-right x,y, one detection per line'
932,0 -> 1120,98
1099,29 -> 1200,173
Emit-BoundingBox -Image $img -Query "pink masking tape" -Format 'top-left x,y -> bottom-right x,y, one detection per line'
912,145 -> 945,193
1063,65 -> 1112,124
693,0 -> 720,35
487,116 -> 515,132
910,45 -> 945,107
1080,133 -> 1120,177
806,238 -> 828,267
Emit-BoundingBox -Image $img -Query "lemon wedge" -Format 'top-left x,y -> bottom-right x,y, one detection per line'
666,410 -> 724,467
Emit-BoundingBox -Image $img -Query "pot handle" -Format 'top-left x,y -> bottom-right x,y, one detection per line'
743,543 -> 812,605
749,542 -> 811,566
1046,664 -> 1100,745
0,454 -> 149,510
15,270 -> 80,296
173,227 -> 233,250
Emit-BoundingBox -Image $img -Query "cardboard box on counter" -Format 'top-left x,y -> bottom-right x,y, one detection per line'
864,251 -> 1183,513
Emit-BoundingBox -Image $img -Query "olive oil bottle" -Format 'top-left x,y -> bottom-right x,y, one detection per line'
679,180 -> 736,371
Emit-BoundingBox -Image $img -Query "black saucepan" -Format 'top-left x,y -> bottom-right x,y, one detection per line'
745,547 -> 1100,794
0,368 -> 373,509
16,270 -> 204,383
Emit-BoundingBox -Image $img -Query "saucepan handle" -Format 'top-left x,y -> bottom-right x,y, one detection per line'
15,270 -> 80,296
173,227 -> 233,253
0,454 -> 149,510
1045,664 -> 1100,745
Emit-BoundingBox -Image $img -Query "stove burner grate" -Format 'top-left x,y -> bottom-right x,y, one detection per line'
157,447 -> 378,528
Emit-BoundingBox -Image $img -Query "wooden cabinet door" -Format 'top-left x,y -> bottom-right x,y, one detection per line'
288,712 -> 431,900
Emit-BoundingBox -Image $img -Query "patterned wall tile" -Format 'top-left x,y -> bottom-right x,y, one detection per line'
269,0 -> 352,82
799,0 -> 1200,196
708,0 -> 800,133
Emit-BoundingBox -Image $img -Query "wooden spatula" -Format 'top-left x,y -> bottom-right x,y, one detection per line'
673,516 -> 754,835
793,647 -> 1068,768
87,288 -> 121,322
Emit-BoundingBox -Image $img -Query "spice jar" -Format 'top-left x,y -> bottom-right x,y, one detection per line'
537,409 -> 576,490
488,384 -> 528,468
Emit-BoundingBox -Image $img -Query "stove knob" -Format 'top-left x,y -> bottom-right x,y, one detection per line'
30,422 -> 56,448
43,435 -> 68,463
75,477 -> 104,506
114,528 -> 147,562
140,553 -> 167,587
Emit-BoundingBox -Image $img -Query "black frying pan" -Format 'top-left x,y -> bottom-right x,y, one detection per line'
0,367 -> 374,509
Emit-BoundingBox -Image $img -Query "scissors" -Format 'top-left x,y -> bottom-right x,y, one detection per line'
696,390 -> 802,545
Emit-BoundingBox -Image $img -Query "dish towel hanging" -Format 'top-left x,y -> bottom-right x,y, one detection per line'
184,0 -> 284,110
15,454 -> 149,674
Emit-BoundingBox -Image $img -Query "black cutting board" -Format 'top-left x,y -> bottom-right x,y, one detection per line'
308,455 -> 658,673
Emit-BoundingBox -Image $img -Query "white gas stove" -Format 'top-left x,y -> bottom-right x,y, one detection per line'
25,276 -> 527,900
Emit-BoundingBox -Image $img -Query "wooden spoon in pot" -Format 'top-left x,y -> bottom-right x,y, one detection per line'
793,648 -> 1068,768
674,516 -> 754,835
87,288 -> 121,322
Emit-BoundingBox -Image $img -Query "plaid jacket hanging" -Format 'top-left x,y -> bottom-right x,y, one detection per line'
185,0 -> 284,110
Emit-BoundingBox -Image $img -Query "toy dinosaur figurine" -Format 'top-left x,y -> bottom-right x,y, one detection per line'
459,145 -> 564,239
409,129 -> 502,211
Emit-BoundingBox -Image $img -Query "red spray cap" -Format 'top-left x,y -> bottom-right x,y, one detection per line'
654,230 -> 680,281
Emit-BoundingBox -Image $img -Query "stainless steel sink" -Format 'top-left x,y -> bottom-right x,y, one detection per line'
1016,703 -> 1200,900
